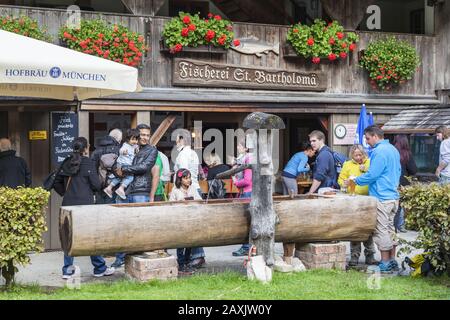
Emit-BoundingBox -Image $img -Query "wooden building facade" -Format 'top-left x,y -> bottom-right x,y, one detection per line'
1,0 -> 449,249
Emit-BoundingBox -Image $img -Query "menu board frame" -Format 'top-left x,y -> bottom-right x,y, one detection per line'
51,111 -> 79,166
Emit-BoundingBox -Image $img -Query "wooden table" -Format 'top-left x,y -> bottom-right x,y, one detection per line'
166,179 -> 240,195
297,180 -> 313,194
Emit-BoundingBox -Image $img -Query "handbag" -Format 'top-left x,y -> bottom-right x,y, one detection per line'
42,167 -> 61,191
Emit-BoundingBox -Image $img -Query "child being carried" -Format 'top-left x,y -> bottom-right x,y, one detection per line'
103,128 -> 140,200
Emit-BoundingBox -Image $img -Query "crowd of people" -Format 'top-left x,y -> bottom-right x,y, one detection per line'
280,125 -> 450,272
0,123 -> 449,277
56,126 -> 253,277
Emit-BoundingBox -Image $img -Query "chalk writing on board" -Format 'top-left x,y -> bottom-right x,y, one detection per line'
52,112 -> 78,165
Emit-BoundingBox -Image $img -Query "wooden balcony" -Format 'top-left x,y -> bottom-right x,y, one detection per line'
0,5 -> 438,97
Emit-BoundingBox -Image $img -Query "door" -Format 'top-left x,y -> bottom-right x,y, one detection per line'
27,112 -> 61,250
0,111 -> 7,138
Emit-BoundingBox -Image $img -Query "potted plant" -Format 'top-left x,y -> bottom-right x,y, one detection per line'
0,15 -> 51,42
161,12 -> 238,54
285,19 -> 359,64
59,19 -> 149,67
359,37 -> 420,90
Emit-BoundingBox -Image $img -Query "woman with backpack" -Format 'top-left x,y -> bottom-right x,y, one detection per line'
54,137 -> 115,279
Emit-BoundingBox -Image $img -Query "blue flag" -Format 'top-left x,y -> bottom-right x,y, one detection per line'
368,112 -> 374,126
355,104 -> 372,156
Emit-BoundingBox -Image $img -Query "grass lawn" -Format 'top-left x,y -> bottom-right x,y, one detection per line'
1,269 -> 449,300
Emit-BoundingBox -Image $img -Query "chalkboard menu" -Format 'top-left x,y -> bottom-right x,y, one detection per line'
51,112 -> 78,166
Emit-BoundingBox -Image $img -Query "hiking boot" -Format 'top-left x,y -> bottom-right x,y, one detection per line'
232,247 -> 249,257
188,257 -> 206,269
115,186 -> 127,200
103,185 -> 113,198
93,267 -> 115,278
348,256 -> 359,267
365,255 -> 380,265
378,261 -> 393,273
111,259 -> 125,269
178,264 -> 195,276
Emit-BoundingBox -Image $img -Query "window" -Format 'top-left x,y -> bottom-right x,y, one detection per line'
410,134 -> 440,173
359,0 -> 434,35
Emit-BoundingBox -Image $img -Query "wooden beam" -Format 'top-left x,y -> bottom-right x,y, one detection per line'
150,114 -> 176,145
60,195 -> 377,256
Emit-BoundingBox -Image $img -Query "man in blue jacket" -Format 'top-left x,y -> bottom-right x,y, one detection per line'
349,126 -> 401,272
307,130 -> 337,194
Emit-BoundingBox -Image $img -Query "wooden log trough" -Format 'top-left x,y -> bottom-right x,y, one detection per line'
59,194 -> 377,257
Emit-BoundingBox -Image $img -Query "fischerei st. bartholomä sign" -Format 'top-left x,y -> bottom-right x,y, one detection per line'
172,58 -> 327,91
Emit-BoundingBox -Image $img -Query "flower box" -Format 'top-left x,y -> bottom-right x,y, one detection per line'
159,39 -> 226,54
282,43 -> 346,64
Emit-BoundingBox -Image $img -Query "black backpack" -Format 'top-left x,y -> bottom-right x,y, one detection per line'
207,179 -> 226,199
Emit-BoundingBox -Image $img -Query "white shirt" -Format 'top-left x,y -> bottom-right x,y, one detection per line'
169,185 -> 202,201
158,151 -> 171,182
174,146 -> 200,190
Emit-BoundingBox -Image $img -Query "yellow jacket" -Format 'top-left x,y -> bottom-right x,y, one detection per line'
338,158 -> 370,195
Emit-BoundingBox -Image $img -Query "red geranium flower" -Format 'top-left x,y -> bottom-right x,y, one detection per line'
208,13 -> 213,18
205,29 -> 215,42
329,37 -> 335,45
181,28 -> 189,37
214,15 -> 222,20
307,38 -> 314,46
312,57 -> 321,64
218,36 -> 226,45
341,42 -> 347,48
188,24 -> 196,31
233,39 -> 241,46
175,44 -> 183,52
183,16 -> 191,24
339,52 -> 347,59
349,43 -> 356,51
336,32 -> 344,40
328,53 -> 337,61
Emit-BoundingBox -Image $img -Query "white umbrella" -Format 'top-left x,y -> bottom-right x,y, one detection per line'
0,29 -> 142,101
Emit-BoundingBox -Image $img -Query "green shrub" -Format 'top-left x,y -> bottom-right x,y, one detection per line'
400,183 -> 450,275
0,187 -> 49,288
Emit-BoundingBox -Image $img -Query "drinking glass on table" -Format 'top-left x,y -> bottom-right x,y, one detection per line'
347,176 -> 356,196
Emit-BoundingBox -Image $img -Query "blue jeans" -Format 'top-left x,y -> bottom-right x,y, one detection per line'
116,194 -> 150,204
63,254 -> 106,276
394,206 -> 405,231
240,192 -> 252,251
110,175 -> 134,188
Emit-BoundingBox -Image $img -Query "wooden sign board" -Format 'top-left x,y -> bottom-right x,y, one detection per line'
29,130 -> 47,140
172,58 -> 327,91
